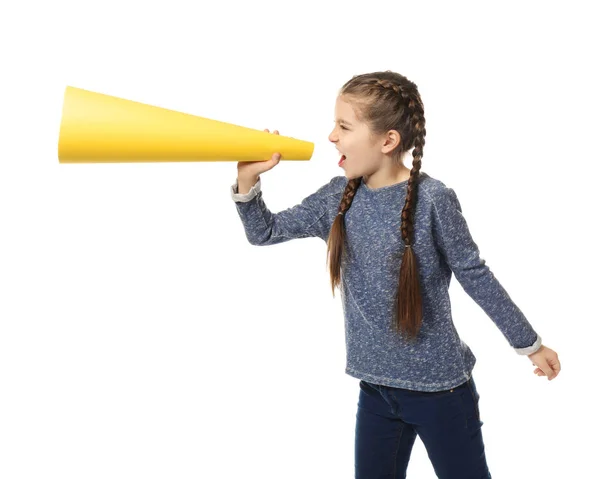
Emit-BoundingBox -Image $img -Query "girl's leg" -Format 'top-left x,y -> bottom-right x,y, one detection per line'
355,380 -> 418,479
395,376 -> 492,479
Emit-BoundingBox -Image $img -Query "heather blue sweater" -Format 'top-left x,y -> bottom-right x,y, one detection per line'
230,172 -> 542,392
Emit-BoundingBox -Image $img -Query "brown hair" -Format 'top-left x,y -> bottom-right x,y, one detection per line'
326,71 -> 426,342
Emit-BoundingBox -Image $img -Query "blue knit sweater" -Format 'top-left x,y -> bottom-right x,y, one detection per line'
230,172 -> 542,392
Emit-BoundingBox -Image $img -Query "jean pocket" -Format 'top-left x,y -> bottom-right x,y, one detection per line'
464,377 -> 481,422
359,380 -> 379,394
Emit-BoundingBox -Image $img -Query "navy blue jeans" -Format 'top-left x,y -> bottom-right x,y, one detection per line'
355,375 -> 492,478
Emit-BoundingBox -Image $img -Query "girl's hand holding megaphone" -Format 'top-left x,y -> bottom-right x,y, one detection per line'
236,129 -> 282,183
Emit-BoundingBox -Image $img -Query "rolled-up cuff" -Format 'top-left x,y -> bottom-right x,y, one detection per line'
514,334 -> 542,356
231,177 -> 261,202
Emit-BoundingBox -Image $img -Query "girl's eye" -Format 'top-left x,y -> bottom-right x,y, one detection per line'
340,126 -> 348,130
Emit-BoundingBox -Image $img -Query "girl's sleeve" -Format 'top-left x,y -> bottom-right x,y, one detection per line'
230,176 -> 341,245
430,186 -> 542,356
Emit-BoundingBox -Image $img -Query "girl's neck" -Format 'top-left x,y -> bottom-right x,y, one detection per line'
363,166 -> 412,190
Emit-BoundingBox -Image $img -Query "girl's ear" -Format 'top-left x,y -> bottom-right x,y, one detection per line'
381,130 -> 402,154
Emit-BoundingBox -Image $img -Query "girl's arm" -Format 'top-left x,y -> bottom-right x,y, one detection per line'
430,185 -> 542,356
231,175 -> 343,245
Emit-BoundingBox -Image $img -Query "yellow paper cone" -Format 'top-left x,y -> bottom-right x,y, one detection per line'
58,86 -> 314,163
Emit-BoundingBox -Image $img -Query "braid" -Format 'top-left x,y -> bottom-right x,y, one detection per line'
327,177 -> 361,296
373,79 -> 426,247
397,85 -> 426,339
337,177 -> 362,216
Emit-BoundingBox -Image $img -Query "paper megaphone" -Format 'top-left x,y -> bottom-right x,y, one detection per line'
57,86 -> 314,164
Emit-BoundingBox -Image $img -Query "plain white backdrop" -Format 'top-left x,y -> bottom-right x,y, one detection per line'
1,1 -> 598,477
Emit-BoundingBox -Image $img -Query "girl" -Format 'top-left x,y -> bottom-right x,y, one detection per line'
230,71 -> 561,479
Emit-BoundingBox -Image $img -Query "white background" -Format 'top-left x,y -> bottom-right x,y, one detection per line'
1,1 -> 598,477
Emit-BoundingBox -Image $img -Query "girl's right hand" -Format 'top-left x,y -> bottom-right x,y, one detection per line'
236,129 -> 282,180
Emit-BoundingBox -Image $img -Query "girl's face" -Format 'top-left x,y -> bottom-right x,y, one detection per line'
328,95 -> 400,181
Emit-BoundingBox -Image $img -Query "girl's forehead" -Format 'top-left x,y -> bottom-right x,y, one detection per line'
335,107 -> 358,125
334,98 -> 359,124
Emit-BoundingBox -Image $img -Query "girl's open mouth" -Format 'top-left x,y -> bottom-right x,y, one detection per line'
338,155 -> 346,167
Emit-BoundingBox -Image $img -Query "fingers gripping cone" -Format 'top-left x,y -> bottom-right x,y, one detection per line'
57,86 -> 315,163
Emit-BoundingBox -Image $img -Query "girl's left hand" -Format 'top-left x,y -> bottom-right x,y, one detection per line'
528,344 -> 561,381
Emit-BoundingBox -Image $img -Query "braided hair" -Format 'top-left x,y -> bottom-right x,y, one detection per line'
326,71 -> 426,342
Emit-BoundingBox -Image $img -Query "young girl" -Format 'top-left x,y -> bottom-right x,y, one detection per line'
230,71 -> 561,479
